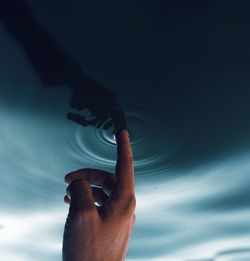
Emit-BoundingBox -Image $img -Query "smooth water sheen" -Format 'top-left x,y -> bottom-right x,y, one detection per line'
1,1 -> 250,260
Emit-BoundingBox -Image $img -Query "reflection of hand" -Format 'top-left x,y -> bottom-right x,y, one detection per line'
62,130 -> 136,261
0,0 -> 128,134
67,82 -> 128,133
67,106 -> 128,134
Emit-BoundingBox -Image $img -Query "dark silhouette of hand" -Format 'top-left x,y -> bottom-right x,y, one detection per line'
0,0 -> 127,134
67,78 -> 128,134
62,129 -> 136,261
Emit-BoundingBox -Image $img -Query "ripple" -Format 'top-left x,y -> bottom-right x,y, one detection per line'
94,106 -> 151,147
60,102 -> 187,181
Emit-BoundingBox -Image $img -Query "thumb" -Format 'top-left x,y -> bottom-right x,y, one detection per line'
66,179 -> 96,213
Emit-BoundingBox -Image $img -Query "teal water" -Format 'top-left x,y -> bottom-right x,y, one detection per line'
0,1 -> 250,260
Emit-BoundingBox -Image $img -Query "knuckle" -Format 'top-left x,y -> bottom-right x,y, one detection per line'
128,194 -> 136,210
75,179 -> 89,187
119,194 -> 136,213
67,179 -> 88,195
69,205 -> 97,218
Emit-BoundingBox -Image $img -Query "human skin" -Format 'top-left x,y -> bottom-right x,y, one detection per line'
62,129 -> 136,261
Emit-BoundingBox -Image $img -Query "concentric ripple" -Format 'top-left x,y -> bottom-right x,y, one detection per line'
60,102 -> 186,181
94,109 -> 150,147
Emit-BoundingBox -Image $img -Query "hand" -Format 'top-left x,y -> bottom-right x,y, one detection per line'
62,129 -> 136,261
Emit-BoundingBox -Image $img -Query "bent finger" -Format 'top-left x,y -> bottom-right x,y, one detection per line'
64,187 -> 109,206
67,179 -> 96,213
67,112 -> 89,126
65,168 -> 116,196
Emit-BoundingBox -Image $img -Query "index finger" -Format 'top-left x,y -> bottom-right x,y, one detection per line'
115,129 -> 134,195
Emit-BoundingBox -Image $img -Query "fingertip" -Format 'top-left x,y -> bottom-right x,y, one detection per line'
115,129 -> 129,139
64,170 -> 79,184
64,169 -> 87,184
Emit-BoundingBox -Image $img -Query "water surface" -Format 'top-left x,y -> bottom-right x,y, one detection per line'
0,1 -> 250,260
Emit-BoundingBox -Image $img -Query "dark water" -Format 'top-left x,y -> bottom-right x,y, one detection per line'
0,0 -> 250,260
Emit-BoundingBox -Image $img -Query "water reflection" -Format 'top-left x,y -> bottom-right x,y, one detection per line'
1,97 -> 250,261
1,96 -> 249,260
0,0 -> 250,261
0,0 -> 127,134
0,151 -> 249,260
58,101 -> 188,183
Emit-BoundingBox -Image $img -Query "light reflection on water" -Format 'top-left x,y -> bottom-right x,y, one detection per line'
0,100 -> 250,260
0,1 -> 250,259
0,25 -> 249,260
60,102 -> 188,182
